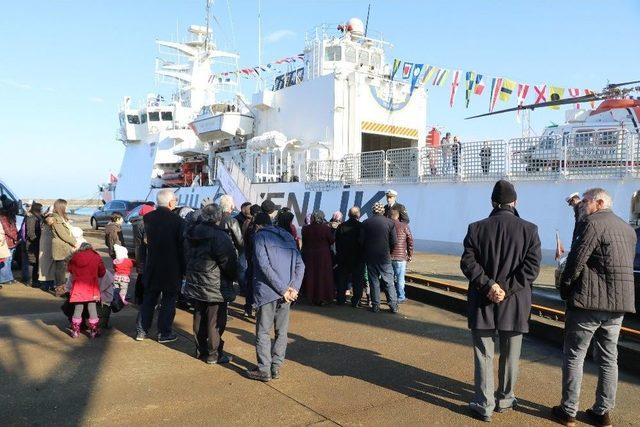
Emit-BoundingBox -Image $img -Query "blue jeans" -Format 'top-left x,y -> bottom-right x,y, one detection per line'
391,260 -> 407,301
138,288 -> 178,337
366,261 -> 397,309
0,248 -> 15,283
561,309 -> 624,417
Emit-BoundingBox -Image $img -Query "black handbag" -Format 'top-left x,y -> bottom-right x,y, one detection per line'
110,293 -> 125,313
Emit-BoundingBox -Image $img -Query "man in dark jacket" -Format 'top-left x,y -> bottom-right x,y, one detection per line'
136,190 -> 185,343
383,189 -> 409,223
25,202 -> 43,286
132,204 -> 155,333
553,188 -> 636,427
235,202 -> 252,228
335,206 -> 365,306
245,212 -> 304,382
460,180 -> 541,422
362,202 -> 399,313
390,207 -> 414,303
183,203 -> 238,365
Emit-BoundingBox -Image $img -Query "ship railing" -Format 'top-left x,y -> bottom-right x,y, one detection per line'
386,147 -> 421,183
343,151 -> 386,184
303,130 -> 639,186
459,140 -> 508,181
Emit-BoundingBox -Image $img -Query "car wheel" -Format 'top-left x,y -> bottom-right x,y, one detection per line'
91,217 -> 98,230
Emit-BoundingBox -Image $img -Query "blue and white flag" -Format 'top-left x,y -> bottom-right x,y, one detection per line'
410,63 -> 424,93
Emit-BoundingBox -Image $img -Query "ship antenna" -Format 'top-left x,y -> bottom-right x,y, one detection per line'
205,0 -> 212,50
364,3 -> 371,37
257,0 -> 263,90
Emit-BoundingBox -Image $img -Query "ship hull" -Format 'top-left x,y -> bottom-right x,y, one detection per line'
147,178 -> 640,264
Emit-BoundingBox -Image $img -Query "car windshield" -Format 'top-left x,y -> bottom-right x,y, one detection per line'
125,205 -> 143,222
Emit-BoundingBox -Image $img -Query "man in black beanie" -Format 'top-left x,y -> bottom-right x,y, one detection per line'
460,179 -> 541,422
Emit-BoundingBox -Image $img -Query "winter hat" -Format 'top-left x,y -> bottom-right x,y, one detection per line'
491,180 -> 517,205
372,202 -> 385,215
261,199 -> 277,214
114,244 -> 128,260
254,212 -> 273,226
139,204 -> 155,216
565,192 -> 580,204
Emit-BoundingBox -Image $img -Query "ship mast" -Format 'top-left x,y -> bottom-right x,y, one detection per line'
256,0 -> 263,91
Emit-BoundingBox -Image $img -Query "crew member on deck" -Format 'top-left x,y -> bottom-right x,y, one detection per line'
383,189 -> 409,223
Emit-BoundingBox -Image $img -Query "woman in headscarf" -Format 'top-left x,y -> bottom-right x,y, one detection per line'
49,199 -> 77,294
301,210 -> 335,305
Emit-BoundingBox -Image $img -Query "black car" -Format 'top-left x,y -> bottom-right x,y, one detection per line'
91,200 -> 145,229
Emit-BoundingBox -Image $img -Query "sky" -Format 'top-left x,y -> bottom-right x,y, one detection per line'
1,0 -> 639,199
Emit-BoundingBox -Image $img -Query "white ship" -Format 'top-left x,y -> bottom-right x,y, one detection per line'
113,14 -> 640,263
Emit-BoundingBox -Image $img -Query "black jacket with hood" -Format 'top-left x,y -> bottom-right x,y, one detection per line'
183,222 -> 239,303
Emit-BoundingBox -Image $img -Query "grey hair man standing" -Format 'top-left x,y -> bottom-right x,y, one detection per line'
460,180 -> 541,422
136,189 -> 185,343
553,188 -> 636,427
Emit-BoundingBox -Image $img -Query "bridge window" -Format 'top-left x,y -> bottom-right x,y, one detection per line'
345,46 -> 356,63
370,52 -> 381,69
140,113 -> 147,124
358,50 -> 370,66
161,111 -> 173,121
127,114 -> 140,124
148,112 -> 160,121
324,45 -> 341,61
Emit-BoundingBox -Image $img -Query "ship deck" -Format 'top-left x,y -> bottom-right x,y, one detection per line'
0,219 -> 639,425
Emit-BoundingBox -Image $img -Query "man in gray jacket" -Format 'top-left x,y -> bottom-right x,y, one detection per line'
554,188 -> 636,427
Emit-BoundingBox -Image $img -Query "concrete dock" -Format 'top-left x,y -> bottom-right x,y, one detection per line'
1,217 -> 639,426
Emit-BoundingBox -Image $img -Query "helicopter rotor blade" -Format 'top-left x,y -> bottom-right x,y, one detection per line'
606,80 -> 640,89
465,93 -> 604,120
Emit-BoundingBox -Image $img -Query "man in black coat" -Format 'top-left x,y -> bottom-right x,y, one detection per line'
183,203 -> 238,365
383,189 -> 409,223
362,202 -> 399,313
460,180 -> 541,422
553,188 -> 636,427
335,206 -> 365,306
136,190 -> 185,343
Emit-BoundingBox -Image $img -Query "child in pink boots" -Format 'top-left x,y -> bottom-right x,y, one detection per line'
112,244 -> 135,305
67,242 -> 106,338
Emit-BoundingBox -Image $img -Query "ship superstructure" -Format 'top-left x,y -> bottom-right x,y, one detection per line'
114,16 -> 640,262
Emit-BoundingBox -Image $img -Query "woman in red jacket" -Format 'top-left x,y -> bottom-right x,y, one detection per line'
67,242 -> 106,338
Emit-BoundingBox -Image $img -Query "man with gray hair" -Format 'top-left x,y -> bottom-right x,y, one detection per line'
136,189 -> 185,343
554,188 -> 636,427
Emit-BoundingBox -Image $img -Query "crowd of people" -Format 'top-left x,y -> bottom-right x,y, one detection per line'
0,180 -> 635,426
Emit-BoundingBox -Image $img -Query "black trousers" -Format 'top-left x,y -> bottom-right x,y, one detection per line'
336,262 -> 365,305
193,300 -> 228,359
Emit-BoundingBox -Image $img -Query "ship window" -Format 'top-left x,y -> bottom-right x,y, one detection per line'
324,45 -> 341,61
371,53 -> 381,69
119,113 -> 125,127
148,112 -> 160,121
358,50 -> 369,66
127,114 -> 140,124
345,46 -> 356,63
598,130 -> 618,145
161,111 -> 173,121
140,113 -> 147,124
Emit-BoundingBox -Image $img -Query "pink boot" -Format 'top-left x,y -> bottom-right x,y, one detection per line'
70,317 -> 82,338
120,290 -> 129,306
88,318 -> 100,339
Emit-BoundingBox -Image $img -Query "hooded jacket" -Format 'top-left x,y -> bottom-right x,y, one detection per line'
253,225 -> 305,307
183,222 -> 238,303
68,247 -> 106,303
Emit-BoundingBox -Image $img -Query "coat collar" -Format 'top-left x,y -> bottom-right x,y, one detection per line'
489,206 -> 520,218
